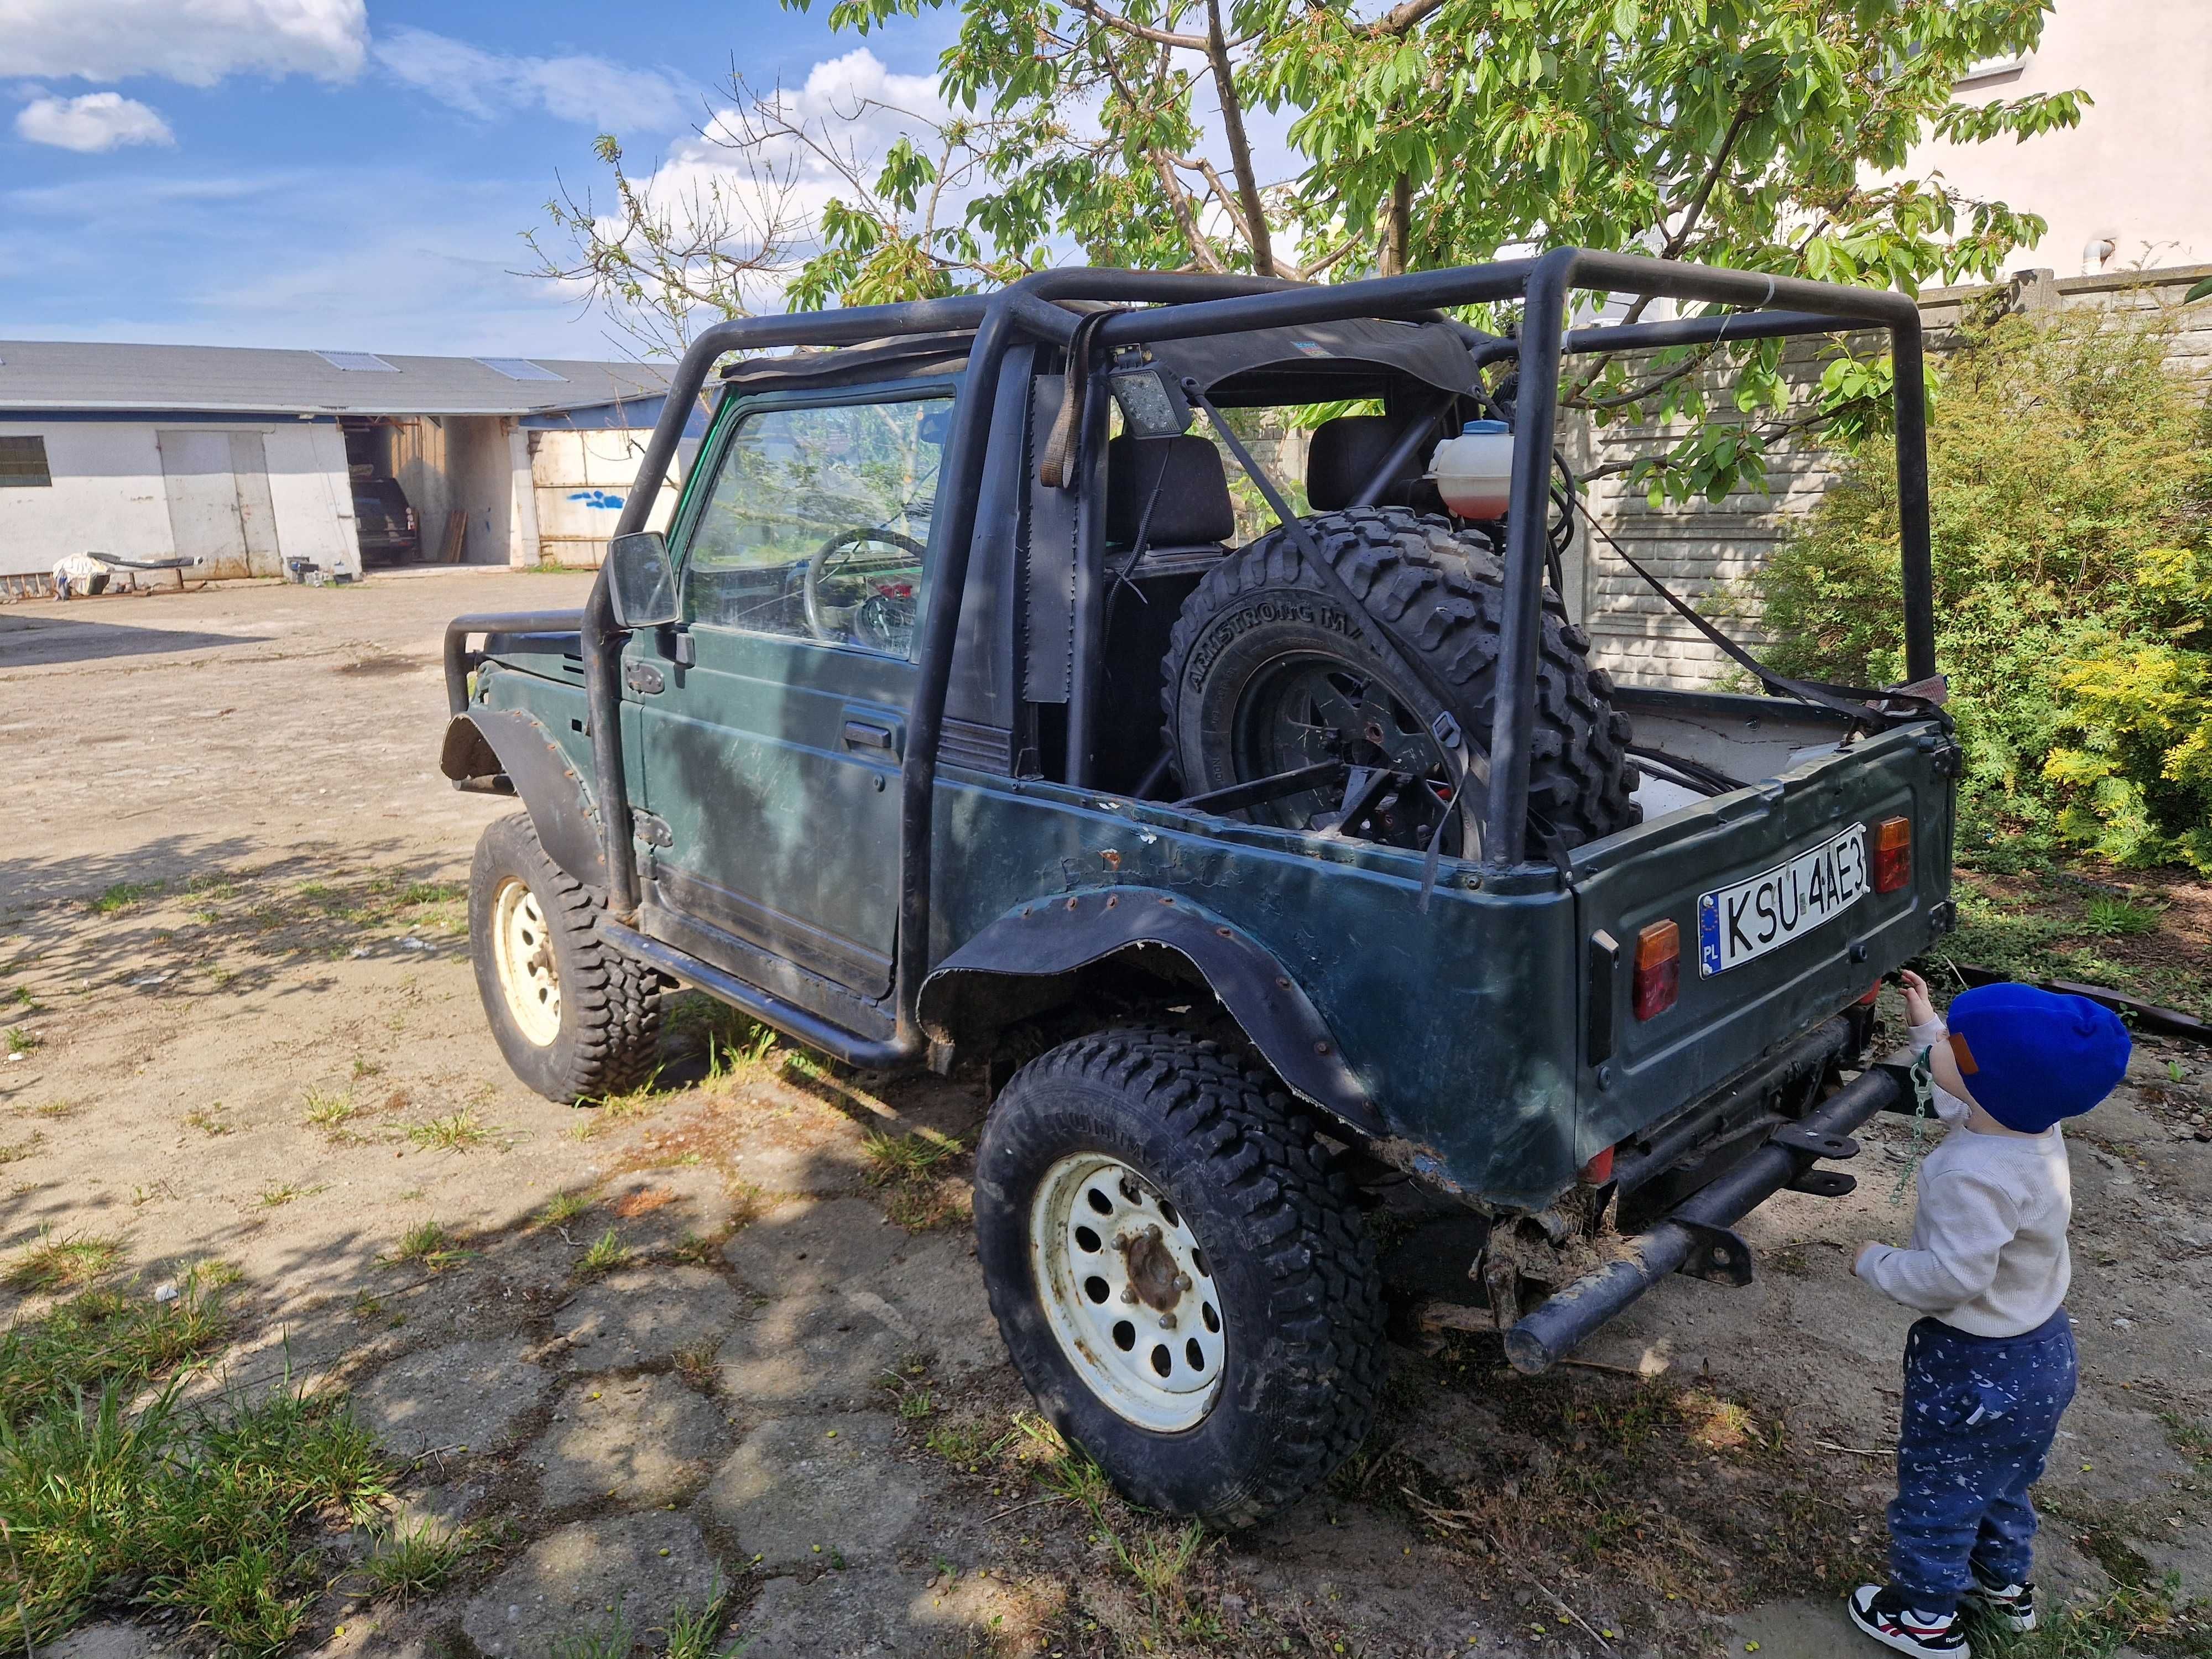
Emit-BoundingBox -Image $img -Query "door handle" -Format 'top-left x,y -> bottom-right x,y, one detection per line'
842,718 -> 899,754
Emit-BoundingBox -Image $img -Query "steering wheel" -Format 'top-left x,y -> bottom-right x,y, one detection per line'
800,528 -> 928,651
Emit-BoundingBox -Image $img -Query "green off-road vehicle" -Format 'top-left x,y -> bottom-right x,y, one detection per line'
441,253 -> 1954,1523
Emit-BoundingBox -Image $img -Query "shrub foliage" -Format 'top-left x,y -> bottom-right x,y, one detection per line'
1755,302 -> 2212,871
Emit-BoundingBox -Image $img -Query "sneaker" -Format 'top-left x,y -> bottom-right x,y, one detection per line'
1964,1566 -> 2037,1633
1847,1585 -> 1971,1657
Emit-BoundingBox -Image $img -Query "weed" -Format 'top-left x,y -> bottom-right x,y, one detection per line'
588,1072 -> 666,1122
1112,1520 -> 1208,1615
32,1099 -> 77,1118
3,1229 -> 122,1292
4,1027 -> 38,1057
208,966 -> 237,989
661,1580 -> 735,1659
549,1612 -> 635,1659
862,1127 -> 963,1185
2160,1410 -> 2212,1470
898,1385 -> 935,1421
351,1291 -> 384,1321
0,1276 -> 227,1422
575,1228 -> 630,1279
87,879 -> 163,915
8,986 -> 34,1006
674,1340 -> 719,1389
2171,1060 -> 2190,1084
535,1190 -> 591,1228
361,1521 -> 478,1601
380,1222 -> 471,1274
184,1104 -> 231,1136
408,1110 -> 487,1152
301,1088 -> 355,1130
257,1182 -> 326,1211
0,1131 -> 46,1165
2083,894 -> 2162,937
351,1056 -> 384,1079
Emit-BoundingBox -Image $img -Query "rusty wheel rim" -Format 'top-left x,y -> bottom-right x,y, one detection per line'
1029,1154 -> 1224,1432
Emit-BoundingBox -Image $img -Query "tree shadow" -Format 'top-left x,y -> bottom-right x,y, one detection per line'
0,613 -> 270,666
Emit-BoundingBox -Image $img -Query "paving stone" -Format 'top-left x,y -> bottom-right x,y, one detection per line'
552,1265 -> 747,1368
736,1567 -> 1031,1659
858,1230 -> 1005,1380
48,1626 -> 180,1659
723,1199 -> 905,1295
729,1129 -> 873,1196
354,1338 -> 550,1458
461,1510 -> 724,1658
597,1166 -> 740,1250
528,1372 -> 731,1510
714,1287 -> 910,1410
703,1412 -> 923,1571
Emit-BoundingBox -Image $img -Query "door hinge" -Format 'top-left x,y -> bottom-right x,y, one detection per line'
630,809 -> 673,849
624,660 -> 666,696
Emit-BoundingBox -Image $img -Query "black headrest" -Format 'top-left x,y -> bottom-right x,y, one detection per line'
1307,414 -> 1448,515
1107,434 -> 1234,547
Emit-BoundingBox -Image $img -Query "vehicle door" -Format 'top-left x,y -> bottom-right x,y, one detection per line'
630,386 -> 952,999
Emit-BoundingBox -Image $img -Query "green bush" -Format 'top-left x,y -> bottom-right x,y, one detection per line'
1754,301 -> 2212,872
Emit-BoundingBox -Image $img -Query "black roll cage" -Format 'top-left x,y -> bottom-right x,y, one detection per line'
498,252 -> 1933,1071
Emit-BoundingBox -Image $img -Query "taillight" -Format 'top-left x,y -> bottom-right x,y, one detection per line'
1872,816 -> 1911,893
1580,1145 -> 1616,1185
1632,920 -> 1680,1021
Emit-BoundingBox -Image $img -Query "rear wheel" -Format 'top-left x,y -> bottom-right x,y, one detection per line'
468,813 -> 661,1102
974,1029 -> 1384,1525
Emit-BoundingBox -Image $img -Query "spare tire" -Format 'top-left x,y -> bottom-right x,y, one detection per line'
1160,507 -> 1639,852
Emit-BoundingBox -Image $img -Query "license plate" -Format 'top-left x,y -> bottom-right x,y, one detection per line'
1696,825 -> 1870,977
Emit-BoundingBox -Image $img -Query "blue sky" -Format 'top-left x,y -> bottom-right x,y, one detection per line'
1,1 -> 962,359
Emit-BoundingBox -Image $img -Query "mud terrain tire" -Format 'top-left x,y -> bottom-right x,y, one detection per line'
1161,507 -> 1640,849
469,812 -> 661,1103
974,1028 -> 1385,1526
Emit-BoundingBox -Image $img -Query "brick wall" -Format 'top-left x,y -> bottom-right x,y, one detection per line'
1566,263 -> 2212,688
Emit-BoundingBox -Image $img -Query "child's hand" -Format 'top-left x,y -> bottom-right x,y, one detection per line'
1897,968 -> 1937,1028
1854,1241 -> 1882,1275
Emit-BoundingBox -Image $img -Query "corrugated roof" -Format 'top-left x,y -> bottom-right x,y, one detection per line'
0,339 -> 672,417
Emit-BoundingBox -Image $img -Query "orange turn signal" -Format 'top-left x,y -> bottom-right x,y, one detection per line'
1632,919 -> 1681,1021
1872,816 -> 1912,894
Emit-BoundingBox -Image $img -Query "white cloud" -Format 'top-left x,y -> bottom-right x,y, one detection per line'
373,27 -> 688,132
15,90 -> 173,150
0,0 -> 367,86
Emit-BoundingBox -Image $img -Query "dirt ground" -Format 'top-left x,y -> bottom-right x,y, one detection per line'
3,572 -> 2208,1659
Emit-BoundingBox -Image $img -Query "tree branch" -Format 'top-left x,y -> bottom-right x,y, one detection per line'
1064,0 -> 1209,53
1202,0 -> 1276,274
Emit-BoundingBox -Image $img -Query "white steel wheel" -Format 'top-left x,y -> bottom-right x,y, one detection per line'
489,875 -> 562,1046
1029,1153 -> 1225,1433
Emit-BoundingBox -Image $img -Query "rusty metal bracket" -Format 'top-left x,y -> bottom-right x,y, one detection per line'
1676,1221 -> 1754,1287
1771,1123 -> 1860,1161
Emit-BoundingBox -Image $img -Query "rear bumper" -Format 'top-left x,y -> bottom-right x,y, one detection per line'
1504,1056 -> 1906,1374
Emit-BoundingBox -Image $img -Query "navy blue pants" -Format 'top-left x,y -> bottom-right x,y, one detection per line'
1888,1308 -> 2077,1612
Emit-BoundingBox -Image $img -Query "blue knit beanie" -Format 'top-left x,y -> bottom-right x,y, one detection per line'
1945,983 -> 2132,1133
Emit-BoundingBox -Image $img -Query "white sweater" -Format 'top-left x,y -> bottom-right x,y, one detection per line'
1853,1016 -> 2074,1338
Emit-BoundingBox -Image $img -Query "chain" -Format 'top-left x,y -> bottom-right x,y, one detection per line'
1886,1046 -> 1938,1206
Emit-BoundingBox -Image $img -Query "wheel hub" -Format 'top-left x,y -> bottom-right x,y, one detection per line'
1029,1155 -> 1224,1431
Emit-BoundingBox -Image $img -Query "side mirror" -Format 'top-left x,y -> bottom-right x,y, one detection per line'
606,530 -> 679,630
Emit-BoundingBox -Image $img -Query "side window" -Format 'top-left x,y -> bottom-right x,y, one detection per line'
682,396 -> 948,659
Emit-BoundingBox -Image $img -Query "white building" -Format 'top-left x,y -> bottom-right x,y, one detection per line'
1908,1 -> 2212,278
0,342 -> 685,585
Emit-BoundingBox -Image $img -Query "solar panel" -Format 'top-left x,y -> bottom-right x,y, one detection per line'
474,357 -> 567,382
315,351 -> 398,372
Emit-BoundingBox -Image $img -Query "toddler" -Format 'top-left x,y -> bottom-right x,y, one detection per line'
1846,970 -> 2130,1657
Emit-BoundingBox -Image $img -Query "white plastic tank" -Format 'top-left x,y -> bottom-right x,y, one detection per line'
1430,419 -> 1514,519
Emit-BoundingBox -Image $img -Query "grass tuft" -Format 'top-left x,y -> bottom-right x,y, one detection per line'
379,1221 -> 471,1274
87,879 -> 163,915
406,1110 -> 487,1152
3,1229 -> 122,1292
2081,893 -> 2162,937
575,1228 -> 630,1279
534,1190 -> 592,1228
301,1088 -> 356,1130
549,1612 -> 634,1659
4,1028 -> 38,1057
661,1581 -> 736,1659
360,1520 -> 480,1602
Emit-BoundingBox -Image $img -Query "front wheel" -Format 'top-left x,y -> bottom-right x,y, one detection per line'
468,812 -> 661,1102
973,1030 -> 1385,1525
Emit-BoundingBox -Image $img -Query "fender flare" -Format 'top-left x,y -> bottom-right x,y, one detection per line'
439,710 -> 606,886
919,886 -> 1379,1138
